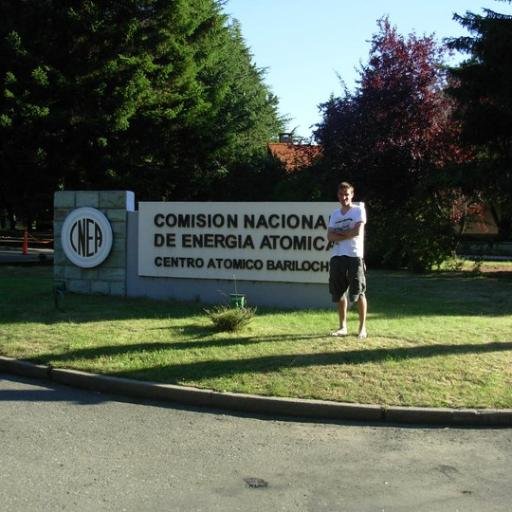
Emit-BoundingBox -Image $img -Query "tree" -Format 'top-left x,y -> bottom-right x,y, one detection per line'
0,8 -> 59,228
0,0 -> 283,227
314,18 -> 466,270
447,2 -> 512,239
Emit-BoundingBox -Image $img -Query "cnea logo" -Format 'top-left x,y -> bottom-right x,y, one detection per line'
61,207 -> 113,268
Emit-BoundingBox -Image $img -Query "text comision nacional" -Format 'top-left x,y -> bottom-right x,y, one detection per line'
138,202 -> 338,284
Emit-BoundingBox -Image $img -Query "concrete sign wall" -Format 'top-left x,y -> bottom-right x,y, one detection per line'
138,202 -> 337,284
54,192 -> 338,308
54,191 -> 134,295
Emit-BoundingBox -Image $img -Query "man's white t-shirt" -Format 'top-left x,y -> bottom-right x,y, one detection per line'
329,202 -> 366,258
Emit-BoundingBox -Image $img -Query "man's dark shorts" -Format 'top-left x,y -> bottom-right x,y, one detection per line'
329,256 -> 366,303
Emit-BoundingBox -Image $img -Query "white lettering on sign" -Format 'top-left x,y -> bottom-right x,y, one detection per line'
138,202 -> 338,283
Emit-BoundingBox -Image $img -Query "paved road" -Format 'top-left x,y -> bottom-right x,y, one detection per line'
1,374 -> 511,512
0,248 -> 53,264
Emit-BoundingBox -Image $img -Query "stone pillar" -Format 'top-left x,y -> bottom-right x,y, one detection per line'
53,191 -> 135,296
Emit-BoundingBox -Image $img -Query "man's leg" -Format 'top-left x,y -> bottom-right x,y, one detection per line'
329,257 -> 349,336
331,296 -> 348,336
357,294 -> 367,338
338,295 -> 348,330
348,257 -> 367,338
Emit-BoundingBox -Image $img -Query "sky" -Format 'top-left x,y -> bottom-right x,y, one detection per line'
224,0 -> 512,139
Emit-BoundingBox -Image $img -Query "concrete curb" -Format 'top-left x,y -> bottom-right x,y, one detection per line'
1,356 -> 511,427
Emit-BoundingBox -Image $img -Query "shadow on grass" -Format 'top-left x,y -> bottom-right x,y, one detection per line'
29,333 -> 330,365
132,323 -> 329,341
29,340 -> 512,384
2,267 -> 512,326
0,295 -> 207,325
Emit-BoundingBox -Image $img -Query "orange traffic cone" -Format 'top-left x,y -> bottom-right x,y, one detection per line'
22,229 -> 29,255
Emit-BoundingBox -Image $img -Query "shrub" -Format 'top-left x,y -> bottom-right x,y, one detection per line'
204,305 -> 256,332
366,195 -> 458,272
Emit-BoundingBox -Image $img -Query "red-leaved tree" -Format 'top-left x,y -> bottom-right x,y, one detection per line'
315,18 -> 469,270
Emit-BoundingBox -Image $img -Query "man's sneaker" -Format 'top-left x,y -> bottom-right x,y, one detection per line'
331,327 -> 348,337
357,329 -> 367,340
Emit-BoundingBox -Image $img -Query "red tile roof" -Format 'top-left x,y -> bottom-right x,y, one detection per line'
268,142 -> 322,172
462,203 -> 498,236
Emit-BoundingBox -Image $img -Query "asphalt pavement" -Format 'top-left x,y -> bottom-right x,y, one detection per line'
2,373 -> 512,512
0,247 -> 53,264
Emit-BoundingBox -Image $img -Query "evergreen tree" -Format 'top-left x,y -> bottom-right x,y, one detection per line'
0,0 -> 283,226
447,2 -> 512,239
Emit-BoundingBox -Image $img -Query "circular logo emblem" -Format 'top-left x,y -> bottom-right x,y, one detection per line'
61,207 -> 113,268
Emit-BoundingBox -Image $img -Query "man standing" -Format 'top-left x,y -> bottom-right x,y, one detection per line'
327,182 -> 367,339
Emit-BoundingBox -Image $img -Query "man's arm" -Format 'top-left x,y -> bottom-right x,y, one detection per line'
327,221 -> 364,242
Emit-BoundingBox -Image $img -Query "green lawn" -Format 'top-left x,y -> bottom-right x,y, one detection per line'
0,265 -> 511,408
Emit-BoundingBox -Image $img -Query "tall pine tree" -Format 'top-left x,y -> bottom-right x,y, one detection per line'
448,2 -> 512,239
0,0 -> 283,226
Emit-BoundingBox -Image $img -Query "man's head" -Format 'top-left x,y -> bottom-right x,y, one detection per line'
337,181 -> 354,207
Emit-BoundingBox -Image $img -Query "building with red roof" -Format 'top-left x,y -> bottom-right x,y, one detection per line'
268,133 -> 322,172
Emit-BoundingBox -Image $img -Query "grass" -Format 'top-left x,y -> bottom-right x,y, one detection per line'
0,265 -> 511,409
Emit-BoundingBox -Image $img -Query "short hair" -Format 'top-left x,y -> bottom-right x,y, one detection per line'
338,181 -> 354,193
